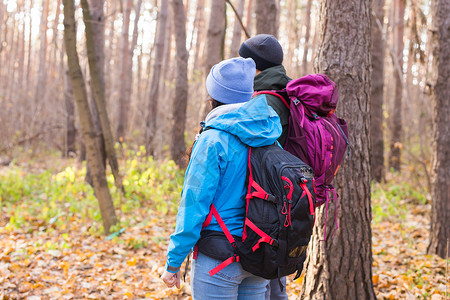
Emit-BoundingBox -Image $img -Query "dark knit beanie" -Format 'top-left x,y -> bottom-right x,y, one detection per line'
239,34 -> 283,71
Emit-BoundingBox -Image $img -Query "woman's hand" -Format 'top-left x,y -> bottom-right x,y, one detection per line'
161,270 -> 181,289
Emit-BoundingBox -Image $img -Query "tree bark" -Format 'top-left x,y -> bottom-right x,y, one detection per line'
201,0 -> 226,119
427,0 -> 450,259
229,0 -> 246,57
370,0 -> 386,183
300,0 -> 375,299
388,0 -> 405,172
170,0 -> 189,166
255,0 -> 279,37
26,1 -> 33,89
63,0 -> 118,235
116,0 -> 133,141
145,0 -> 169,156
34,0 -> 50,105
301,0 -> 313,75
80,0 -> 124,194
127,0 -> 143,134
192,0 -> 206,74
64,66 -> 77,157
85,0 -> 107,189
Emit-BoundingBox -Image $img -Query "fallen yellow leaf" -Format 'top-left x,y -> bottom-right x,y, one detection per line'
127,257 -> 137,266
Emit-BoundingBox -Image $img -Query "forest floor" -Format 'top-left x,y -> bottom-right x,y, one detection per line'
0,157 -> 448,300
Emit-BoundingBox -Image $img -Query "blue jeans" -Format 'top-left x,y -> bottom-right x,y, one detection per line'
265,277 -> 289,299
191,252 -> 269,300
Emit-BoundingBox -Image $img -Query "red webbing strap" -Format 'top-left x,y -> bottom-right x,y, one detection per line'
247,180 -> 270,200
253,91 -> 290,109
281,176 -> 293,200
205,205 -> 239,276
247,148 -> 272,201
244,147 -> 252,241
300,182 -> 315,216
208,255 -> 240,276
194,207 -> 215,259
245,219 -> 275,251
210,204 -> 236,245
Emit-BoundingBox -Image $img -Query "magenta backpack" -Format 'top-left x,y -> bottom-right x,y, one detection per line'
255,74 -> 349,239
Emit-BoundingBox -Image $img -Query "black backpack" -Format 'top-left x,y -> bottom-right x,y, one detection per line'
194,143 -> 315,280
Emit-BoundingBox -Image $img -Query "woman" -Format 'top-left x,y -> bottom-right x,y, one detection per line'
161,57 -> 282,299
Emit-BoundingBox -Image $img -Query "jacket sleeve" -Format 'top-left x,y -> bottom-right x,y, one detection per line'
165,134 -> 223,272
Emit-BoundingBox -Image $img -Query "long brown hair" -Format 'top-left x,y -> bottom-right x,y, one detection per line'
184,99 -> 224,167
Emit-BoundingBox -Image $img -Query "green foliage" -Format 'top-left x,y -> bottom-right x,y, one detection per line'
372,179 -> 429,224
0,148 -> 185,236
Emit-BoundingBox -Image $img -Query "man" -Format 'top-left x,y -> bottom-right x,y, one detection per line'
239,34 -> 291,300
239,34 -> 291,147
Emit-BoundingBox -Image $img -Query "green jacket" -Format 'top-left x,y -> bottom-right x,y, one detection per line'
254,65 -> 291,146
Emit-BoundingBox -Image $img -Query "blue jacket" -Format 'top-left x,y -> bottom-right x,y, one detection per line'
165,96 -> 282,271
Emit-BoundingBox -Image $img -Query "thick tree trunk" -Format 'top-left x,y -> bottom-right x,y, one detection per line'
170,0 -> 189,166
63,0 -> 118,235
255,0 -> 279,37
145,0 -> 169,156
427,0 -> 450,259
370,0 -> 386,182
388,0 -> 405,172
300,0 -> 375,299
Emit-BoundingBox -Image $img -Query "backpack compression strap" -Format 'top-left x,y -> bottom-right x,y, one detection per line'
253,91 -> 290,110
244,147 -> 278,249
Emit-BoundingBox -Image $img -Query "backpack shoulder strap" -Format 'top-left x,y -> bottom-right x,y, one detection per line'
253,91 -> 290,110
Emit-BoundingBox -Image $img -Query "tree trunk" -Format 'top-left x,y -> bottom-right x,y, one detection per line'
284,0 -> 299,76
300,0 -> 375,299
127,0 -> 143,135
427,0 -> 450,259
246,0 -> 253,36
145,0 -> 169,156
388,0 -> 405,172
63,0 -> 118,235
370,0 -> 386,183
255,0 -> 279,37
64,67 -> 77,157
80,0 -> 124,194
192,0 -> 206,74
229,0 -> 246,57
85,0 -> 107,188
116,0 -> 133,141
34,0 -> 50,105
301,0 -> 313,75
170,0 -> 189,166
201,0 -> 226,119
26,1 -> 33,89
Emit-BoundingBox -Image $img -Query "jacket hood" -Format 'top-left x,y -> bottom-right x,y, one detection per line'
254,65 -> 291,91
204,96 -> 281,147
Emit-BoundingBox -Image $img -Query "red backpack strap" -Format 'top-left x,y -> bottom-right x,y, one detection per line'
253,91 -> 290,110
195,204 -> 240,276
245,218 -> 277,251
